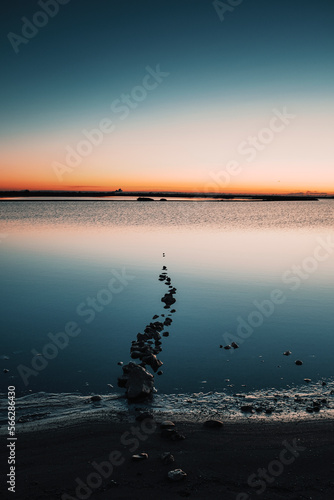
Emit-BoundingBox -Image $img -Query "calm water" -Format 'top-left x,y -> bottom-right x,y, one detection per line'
0,200 -> 333,399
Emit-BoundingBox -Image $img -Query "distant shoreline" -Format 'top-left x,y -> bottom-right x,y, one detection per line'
0,190 -> 330,202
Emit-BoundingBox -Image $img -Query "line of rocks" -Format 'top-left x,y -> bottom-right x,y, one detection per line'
118,265 -> 177,401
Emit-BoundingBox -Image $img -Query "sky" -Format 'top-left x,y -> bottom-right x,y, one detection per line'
0,0 -> 333,194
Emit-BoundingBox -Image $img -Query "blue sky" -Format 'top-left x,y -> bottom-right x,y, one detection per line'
1,0 -> 333,192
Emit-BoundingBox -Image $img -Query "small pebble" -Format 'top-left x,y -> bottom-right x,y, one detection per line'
91,395 -> 102,402
132,453 -> 148,461
168,469 -> 187,481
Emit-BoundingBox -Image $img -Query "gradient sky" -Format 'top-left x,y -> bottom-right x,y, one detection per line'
0,0 -> 333,194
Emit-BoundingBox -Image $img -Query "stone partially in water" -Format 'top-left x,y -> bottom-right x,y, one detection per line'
161,292 -> 176,307
90,395 -> 102,402
142,354 -> 163,372
241,405 -> 254,413
118,362 -> 154,400
295,360 -> 303,366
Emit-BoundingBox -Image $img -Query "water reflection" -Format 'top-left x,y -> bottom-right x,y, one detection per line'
0,201 -> 333,396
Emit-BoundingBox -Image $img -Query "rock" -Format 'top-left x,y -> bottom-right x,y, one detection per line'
304,378 -> 311,383
161,452 -> 175,464
160,420 -> 175,429
157,370 -> 163,375
117,361 -> 123,366
131,453 -> 148,461
152,331 -> 161,341
163,331 -> 169,337
162,266 -> 167,270
170,309 -> 176,313
203,419 -> 223,428
118,362 -> 154,400
152,315 -> 159,319
161,293 -> 176,307
283,350 -> 292,356
142,354 -> 163,372
231,342 -> 239,349
152,321 -> 164,331
91,395 -> 102,402
131,351 -> 143,359
164,318 -> 172,326
137,197 -> 154,201
135,412 -> 154,422
3,369 -> 9,373
137,333 -> 149,342
161,429 -> 185,441
224,345 -> 232,350
295,360 -> 303,366
168,469 -> 187,482
240,405 -> 254,413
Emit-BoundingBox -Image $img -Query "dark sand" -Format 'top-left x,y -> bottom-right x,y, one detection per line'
2,414 -> 334,500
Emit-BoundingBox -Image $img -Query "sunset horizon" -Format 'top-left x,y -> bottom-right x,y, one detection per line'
1,1 -> 333,198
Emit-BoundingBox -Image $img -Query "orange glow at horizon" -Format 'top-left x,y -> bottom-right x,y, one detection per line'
1,104 -> 333,195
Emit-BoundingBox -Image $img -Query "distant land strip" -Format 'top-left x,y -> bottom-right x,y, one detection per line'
0,190 -> 332,201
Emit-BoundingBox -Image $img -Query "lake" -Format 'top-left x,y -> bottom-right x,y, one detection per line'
0,200 -> 333,408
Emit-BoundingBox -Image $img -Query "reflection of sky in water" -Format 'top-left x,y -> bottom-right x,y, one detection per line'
0,201 -> 333,396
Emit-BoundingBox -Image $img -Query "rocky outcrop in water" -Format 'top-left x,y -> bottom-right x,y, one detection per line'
118,362 -> 154,400
118,264 -> 177,400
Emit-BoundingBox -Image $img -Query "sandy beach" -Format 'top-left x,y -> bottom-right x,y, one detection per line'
2,411 -> 333,500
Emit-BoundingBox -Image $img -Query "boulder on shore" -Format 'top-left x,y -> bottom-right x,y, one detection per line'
118,362 -> 154,400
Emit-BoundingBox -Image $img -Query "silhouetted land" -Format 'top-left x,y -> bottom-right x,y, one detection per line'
0,190 -> 329,201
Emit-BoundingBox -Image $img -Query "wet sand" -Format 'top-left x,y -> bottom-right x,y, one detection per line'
2,414 -> 334,500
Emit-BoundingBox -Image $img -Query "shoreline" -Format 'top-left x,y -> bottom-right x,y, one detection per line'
1,411 -> 333,499
1,377 -> 334,433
